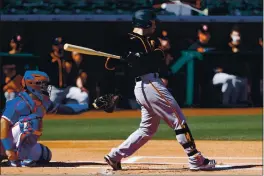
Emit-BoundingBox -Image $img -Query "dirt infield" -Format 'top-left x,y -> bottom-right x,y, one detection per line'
1,108 -> 263,175
45,108 -> 262,119
1,140 -> 262,175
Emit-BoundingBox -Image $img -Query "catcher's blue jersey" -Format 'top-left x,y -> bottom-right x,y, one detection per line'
2,91 -> 52,125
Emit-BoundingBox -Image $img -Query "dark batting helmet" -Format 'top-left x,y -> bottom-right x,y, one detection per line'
132,9 -> 157,29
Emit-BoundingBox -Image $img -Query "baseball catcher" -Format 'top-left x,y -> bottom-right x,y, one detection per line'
0,70 -> 77,167
93,9 -> 216,171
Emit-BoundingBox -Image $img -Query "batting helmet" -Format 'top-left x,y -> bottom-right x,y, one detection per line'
132,9 -> 157,29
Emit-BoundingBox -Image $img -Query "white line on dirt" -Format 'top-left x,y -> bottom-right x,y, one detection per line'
50,160 -> 262,166
124,156 -> 143,163
43,166 -> 262,171
139,156 -> 262,160
122,162 -> 262,165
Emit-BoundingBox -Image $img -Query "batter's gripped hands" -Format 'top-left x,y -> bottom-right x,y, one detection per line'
121,52 -> 141,62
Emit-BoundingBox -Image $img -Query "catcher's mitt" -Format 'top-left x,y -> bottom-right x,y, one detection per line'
92,94 -> 120,113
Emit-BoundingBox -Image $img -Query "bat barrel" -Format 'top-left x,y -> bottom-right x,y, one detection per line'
63,43 -> 121,59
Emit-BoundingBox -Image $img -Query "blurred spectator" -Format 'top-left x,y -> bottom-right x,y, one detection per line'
66,70 -> 89,107
189,24 -> 215,53
228,26 -> 242,53
9,35 -> 23,54
71,51 -> 86,73
48,42 -> 89,113
212,67 -> 248,106
95,82 -> 101,98
71,52 -> 88,92
251,37 -> 263,106
67,52 -> 89,106
49,37 -> 64,88
63,58 -> 77,87
259,37 -> 263,48
72,53 -> 88,88
2,65 -> 23,102
76,72 -> 88,91
72,51 -> 82,66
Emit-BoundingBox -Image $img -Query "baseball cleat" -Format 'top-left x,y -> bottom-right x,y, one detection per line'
189,158 -> 216,171
104,155 -> 122,170
21,159 -> 37,167
0,155 -> 7,162
188,152 -> 216,171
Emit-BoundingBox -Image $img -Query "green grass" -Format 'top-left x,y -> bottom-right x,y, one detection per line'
40,115 -> 262,141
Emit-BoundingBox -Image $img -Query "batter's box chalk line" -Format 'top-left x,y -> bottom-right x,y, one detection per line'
135,156 -> 262,160
46,158 -> 262,172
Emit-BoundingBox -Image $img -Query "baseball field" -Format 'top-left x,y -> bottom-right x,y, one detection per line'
1,108 -> 263,175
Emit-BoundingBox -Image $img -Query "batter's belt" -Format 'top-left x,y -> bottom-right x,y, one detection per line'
135,73 -> 159,82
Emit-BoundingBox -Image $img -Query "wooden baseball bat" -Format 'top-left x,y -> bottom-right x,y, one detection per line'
63,43 -> 121,59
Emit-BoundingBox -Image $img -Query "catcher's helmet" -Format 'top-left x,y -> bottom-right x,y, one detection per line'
21,70 -> 50,101
132,9 -> 157,29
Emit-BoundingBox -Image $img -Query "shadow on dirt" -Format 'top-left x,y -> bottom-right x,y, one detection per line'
123,164 -> 263,172
0,161 -> 107,167
1,160 -> 262,172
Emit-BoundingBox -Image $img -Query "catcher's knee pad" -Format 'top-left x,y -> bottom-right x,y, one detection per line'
17,115 -> 42,160
175,123 -> 198,156
37,143 -> 52,164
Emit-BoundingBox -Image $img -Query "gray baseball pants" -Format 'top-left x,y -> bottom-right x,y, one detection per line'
108,73 -> 198,161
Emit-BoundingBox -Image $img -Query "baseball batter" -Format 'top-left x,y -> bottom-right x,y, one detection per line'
94,9 -> 216,171
0,70 -> 74,167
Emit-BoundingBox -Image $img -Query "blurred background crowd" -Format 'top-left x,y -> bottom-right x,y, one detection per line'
0,0 -> 263,16
0,0 -> 263,111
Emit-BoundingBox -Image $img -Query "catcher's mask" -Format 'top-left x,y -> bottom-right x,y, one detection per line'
21,71 -> 51,101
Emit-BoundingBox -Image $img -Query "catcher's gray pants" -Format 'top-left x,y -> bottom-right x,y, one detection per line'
108,73 -> 197,161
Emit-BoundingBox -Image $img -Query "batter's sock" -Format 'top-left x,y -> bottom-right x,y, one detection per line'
175,123 -> 199,157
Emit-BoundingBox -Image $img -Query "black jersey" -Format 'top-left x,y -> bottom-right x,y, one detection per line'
106,32 -> 166,78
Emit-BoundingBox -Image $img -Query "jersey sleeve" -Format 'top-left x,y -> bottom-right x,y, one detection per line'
2,100 -> 19,125
2,98 -> 30,125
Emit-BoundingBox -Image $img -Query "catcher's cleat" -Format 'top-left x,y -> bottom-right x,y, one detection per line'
0,155 -> 7,162
21,159 -> 37,167
104,155 -> 122,171
9,160 -> 21,167
189,152 -> 216,171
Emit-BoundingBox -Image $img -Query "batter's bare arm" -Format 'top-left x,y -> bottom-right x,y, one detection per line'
1,115 -> 18,161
